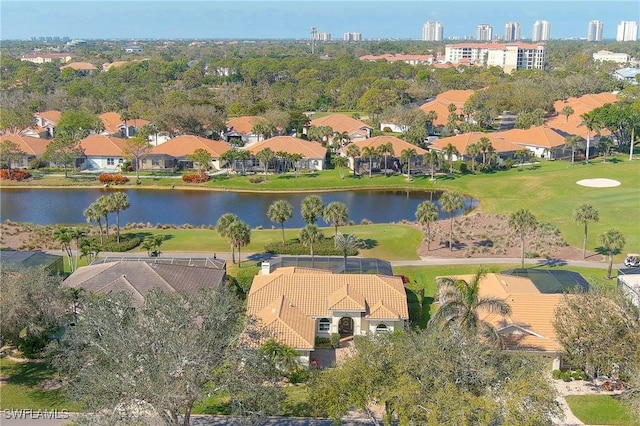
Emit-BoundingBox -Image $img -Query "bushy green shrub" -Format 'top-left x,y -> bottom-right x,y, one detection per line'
288,367 -> 309,384
561,371 -> 573,382
235,266 -> 260,293
249,176 -> 266,184
86,233 -> 141,252
552,369 -> 562,379
330,333 -> 341,349
315,336 -> 331,347
265,238 -> 358,256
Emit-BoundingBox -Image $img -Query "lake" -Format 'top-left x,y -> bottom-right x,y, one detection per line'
0,188 -> 477,228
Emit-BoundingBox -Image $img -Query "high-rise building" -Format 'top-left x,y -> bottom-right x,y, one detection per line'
317,32 -> 331,41
343,32 -> 362,42
444,42 -> 547,73
422,21 -> 444,41
587,20 -> 603,41
476,24 -> 493,41
504,22 -> 521,41
616,20 -> 638,41
532,20 -> 550,41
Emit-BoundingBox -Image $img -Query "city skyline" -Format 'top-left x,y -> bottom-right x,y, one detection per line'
1,1 -> 638,41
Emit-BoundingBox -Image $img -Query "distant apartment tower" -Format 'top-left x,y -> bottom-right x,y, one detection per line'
504,22 -> 521,41
587,20 -> 603,41
343,32 -> 362,42
445,42 -> 547,73
317,32 -> 331,41
532,20 -> 550,41
476,24 -> 493,41
422,21 -> 444,41
616,20 -> 638,41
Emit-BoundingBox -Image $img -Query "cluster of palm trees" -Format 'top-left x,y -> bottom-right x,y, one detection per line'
83,192 -> 130,244
215,213 -> 251,266
415,190 -> 465,252
220,147 -> 304,177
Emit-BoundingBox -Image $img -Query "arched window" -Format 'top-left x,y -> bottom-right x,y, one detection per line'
376,324 -> 388,333
318,318 -> 330,332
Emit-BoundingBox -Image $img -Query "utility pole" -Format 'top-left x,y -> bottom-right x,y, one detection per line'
310,26 -> 317,54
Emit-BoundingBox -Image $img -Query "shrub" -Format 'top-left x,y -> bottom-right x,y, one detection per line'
87,233 -> 141,252
552,369 -> 562,380
360,218 -> 372,225
525,251 -> 540,258
264,238 -> 358,256
561,371 -> 573,382
29,158 -> 47,169
0,169 -> 32,181
503,158 -> 515,169
98,173 -> 129,184
288,367 -> 309,384
248,176 -> 266,184
182,173 -> 210,183
235,266 -> 260,294
452,161 -> 468,174
330,333 -> 341,349
315,336 -> 331,347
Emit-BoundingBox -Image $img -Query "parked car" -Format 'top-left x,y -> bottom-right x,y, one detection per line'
624,253 -> 640,268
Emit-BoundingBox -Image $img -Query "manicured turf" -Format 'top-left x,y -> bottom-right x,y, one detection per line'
565,395 -> 637,425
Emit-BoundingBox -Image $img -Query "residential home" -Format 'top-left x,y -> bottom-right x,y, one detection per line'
63,257 -> 226,307
78,134 -> 127,171
359,53 -> 436,66
0,134 -> 51,168
20,53 -> 74,64
33,110 -> 62,138
307,114 -> 373,142
60,62 -> 98,75
99,112 -> 150,139
428,131 -> 519,162
244,136 -> 328,171
0,250 -> 64,275
546,92 -> 618,139
339,135 -> 428,173
147,135 -> 232,171
419,89 -> 476,127
247,264 -> 409,365
503,126 -> 569,159
224,116 -> 269,146
613,67 -> 640,84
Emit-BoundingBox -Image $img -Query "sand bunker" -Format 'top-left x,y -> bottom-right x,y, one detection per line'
576,178 -> 621,188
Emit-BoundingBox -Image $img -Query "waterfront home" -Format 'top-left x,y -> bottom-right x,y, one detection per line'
0,134 -> 51,168
224,116 -> 274,146
306,114 -> 373,142
147,135 -> 232,171
244,136 -> 328,171
99,112 -> 150,139
339,135 -> 428,174
78,134 -> 127,171
33,110 -> 62,138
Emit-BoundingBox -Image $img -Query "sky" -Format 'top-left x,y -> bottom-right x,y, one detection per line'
1,0 -> 639,41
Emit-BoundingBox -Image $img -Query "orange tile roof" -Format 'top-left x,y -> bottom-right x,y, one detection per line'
257,295 -> 316,350
99,112 -> 150,134
327,284 -> 366,311
245,136 -> 327,158
0,134 -> 51,156
150,135 -> 231,157
309,114 -> 373,138
61,62 -> 98,71
546,92 -> 618,139
419,90 -> 476,126
35,110 -> 62,125
502,126 -> 567,149
429,132 -> 518,154
79,134 -> 127,156
342,135 -> 428,156
448,42 -> 545,49
226,116 -> 265,134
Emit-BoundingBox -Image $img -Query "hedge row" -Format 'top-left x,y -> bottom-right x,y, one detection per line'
83,233 -> 142,252
182,173 -> 210,183
265,238 -> 358,256
98,173 -> 129,184
0,169 -> 32,181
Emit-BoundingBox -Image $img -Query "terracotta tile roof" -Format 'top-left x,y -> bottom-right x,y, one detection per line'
546,92 -> 618,139
61,62 -> 98,71
328,284 -> 366,311
275,266 -> 332,275
341,135 -> 428,156
419,90 -> 475,126
448,42 -> 545,50
150,135 -> 231,158
504,126 -> 568,149
309,114 -> 373,138
257,296 -> 316,350
35,110 -> 62,125
0,133 -> 51,156
99,112 -> 150,134
79,134 -> 127,156
244,136 -> 327,158
429,132 -> 518,154
226,116 -> 265,134
368,300 -> 404,320
63,261 -> 225,307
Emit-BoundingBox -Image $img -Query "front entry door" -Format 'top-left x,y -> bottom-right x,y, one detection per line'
338,317 -> 354,336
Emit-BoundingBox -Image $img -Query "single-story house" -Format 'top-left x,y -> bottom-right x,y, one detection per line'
339,135 -> 428,173
147,135 -> 232,171
224,116 -> 272,146
419,89 -> 476,127
428,131 -> 520,163
613,67 -> 640,85
99,112 -> 150,139
63,257 -> 226,307
306,114 -> 373,142
247,264 -> 409,366
33,110 -> 62,138
244,136 -> 328,171
505,126 -> 570,159
78,134 -> 127,171
0,250 -> 64,275
546,92 -> 618,140
60,62 -> 98,75
0,134 -> 51,168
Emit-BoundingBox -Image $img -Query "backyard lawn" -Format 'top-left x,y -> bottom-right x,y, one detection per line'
565,395 -> 638,426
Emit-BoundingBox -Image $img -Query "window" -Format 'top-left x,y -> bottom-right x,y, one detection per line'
152,159 -> 160,166
376,324 -> 388,333
118,158 -> 123,163
318,318 -> 330,332
107,158 -> 114,165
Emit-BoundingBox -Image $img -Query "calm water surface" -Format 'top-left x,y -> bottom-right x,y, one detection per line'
0,188 -> 476,228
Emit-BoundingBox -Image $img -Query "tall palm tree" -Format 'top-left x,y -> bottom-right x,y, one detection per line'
443,143 -> 458,175
110,192 -> 130,243
509,209 -> 537,268
216,213 -> 240,264
564,135 -> 584,165
573,203 -> 599,259
299,224 -> 323,267
426,149 -> 441,181
235,149 -> 251,175
53,227 -> 74,272
378,142 -> 394,176
598,136 -> 613,163
478,137 -> 492,167
579,111 -> 602,164
323,201 -> 349,237
361,146 -> 377,178
95,195 -> 112,238
267,200 -> 293,245
439,191 -> 464,251
415,201 -> 439,251
83,203 -> 104,244
256,147 -> 275,178
429,269 -> 512,345
466,143 -> 480,173
346,144 -> 361,176
400,147 -> 417,179
228,220 -> 251,267
301,195 -> 324,225
334,232 -> 362,273
599,229 -> 626,280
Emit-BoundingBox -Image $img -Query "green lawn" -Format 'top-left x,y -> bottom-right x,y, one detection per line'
565,395 -> 638,425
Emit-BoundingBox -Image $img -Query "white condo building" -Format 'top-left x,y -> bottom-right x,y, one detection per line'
422,21 -> 444,41
587,20 -> 603,41
532,20 -> 550,41
476,24 -> 493,41
445,42 -> 547,73
616,20 -> 638,41
343,32 -> 362,42
504,22 -> 521,41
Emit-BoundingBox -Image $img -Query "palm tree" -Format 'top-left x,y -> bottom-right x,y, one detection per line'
301,195 -> 324,225
228,220 -> 251,267
439,191 -> 464,251
334,232 -> 362,273
333,155 -> 349,179
415,201 -> 439,251
332,131 -> 350,150
141,234 -> 164,257
514,149 -> 529,170
509,209 -> 537,268
323,201 -> 349,237
378,142 -> 394,177
299,224 -> 323,267
400,147 -> 417,179
346,144 -> 361,176
267,200 -> 293,245
579,111 -> 602,164
426,150 -> 441,181
110,192 -> 130,243
573,204 -> 599,259
478,137 -> 492,167
83,203 -> 104,244
216,213 -> 240,264
95,195 -> 112,238
599,229 -> 626,279
361,146 -> 377,178
599,136 -> 614,163
235,149 -> 251,175
288,153 -> 303,176
260,339 -> 300,377
443,143 -> 458,175
220,149 -> 237,175
429,269 -> 512,345
466,143 -> 480,173
256,147 -> 275,178
564,135 -> 584,165
561,106 -> 574,123
53,227 -> 74,272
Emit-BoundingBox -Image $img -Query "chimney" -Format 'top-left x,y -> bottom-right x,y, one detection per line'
261,261 -> 271,275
